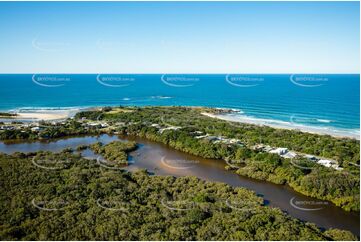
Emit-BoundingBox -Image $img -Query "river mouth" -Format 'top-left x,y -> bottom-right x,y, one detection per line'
0,134 -> 359,236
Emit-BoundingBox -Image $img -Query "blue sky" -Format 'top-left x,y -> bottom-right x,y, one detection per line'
0,1 -> 359,73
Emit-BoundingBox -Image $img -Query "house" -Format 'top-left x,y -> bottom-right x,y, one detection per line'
193,131 -> 203,134
31,126 -> 44,131
229,138 -> 243,144
151,123 -> 161,128
195,134 -> 209,139
317,159 -> 334,167
269,148 -> 288,155
159,126 -> 180,134
100,123 -> 108,128
281,151 -> 297,159
30,122 -> 40,127
331,164 -> 343,171
88,122 -> 101,127
0,125 -> 15,130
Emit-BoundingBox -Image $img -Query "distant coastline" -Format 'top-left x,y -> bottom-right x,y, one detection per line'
1,105 -> 359,140
202,110 -> 360,140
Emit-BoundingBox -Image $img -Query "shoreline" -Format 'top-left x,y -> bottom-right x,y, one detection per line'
1,108 -> 81,122
202,112 -> 360,140
1,106 -> 359,140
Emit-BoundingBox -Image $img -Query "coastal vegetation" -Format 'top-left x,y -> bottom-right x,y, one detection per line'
0,112 -> 17,117
0,151 -> 357,240
0,106 -> 359,211
0,119 -> 102,140
90,140 -> 137,165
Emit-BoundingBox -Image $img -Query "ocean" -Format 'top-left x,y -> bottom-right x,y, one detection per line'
0,74 -> 359,137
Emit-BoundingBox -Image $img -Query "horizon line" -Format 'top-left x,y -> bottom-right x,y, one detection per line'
0,73 -> 360,75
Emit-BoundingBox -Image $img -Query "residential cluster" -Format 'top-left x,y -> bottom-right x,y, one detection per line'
194,133 -> 245,146
1,118 -> 344,171
0,122 -> 45,132
153,125 -> 343,171
252,144 -> 343,170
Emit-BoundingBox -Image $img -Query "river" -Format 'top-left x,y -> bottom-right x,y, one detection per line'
0,134 -> 359,236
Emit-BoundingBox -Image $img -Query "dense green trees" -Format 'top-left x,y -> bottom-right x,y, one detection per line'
0,151 -> 357,240
90,141 -> 137,165
0,112 -> 16,117
0,120 -> 102,140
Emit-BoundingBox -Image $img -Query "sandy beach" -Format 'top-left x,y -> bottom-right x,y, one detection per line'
11,109 -> 80,121
202,112 -> 360,140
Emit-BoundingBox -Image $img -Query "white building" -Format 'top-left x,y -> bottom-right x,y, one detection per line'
229,138 -> 243,144
100,123 -> 108,128
31,126 -> 43,131
88,123 -> 100,127
195,134 -> 209,139
151,123 -> 160,128
159,126 -> 180,134
317,159 -> 334,167
192,131 -> 203,135
281,151 -> 297,159
331,164 -> 343,171
269,148 -> 288,155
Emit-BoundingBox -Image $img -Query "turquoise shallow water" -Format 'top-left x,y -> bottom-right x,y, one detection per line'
0,74 -> 359,136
